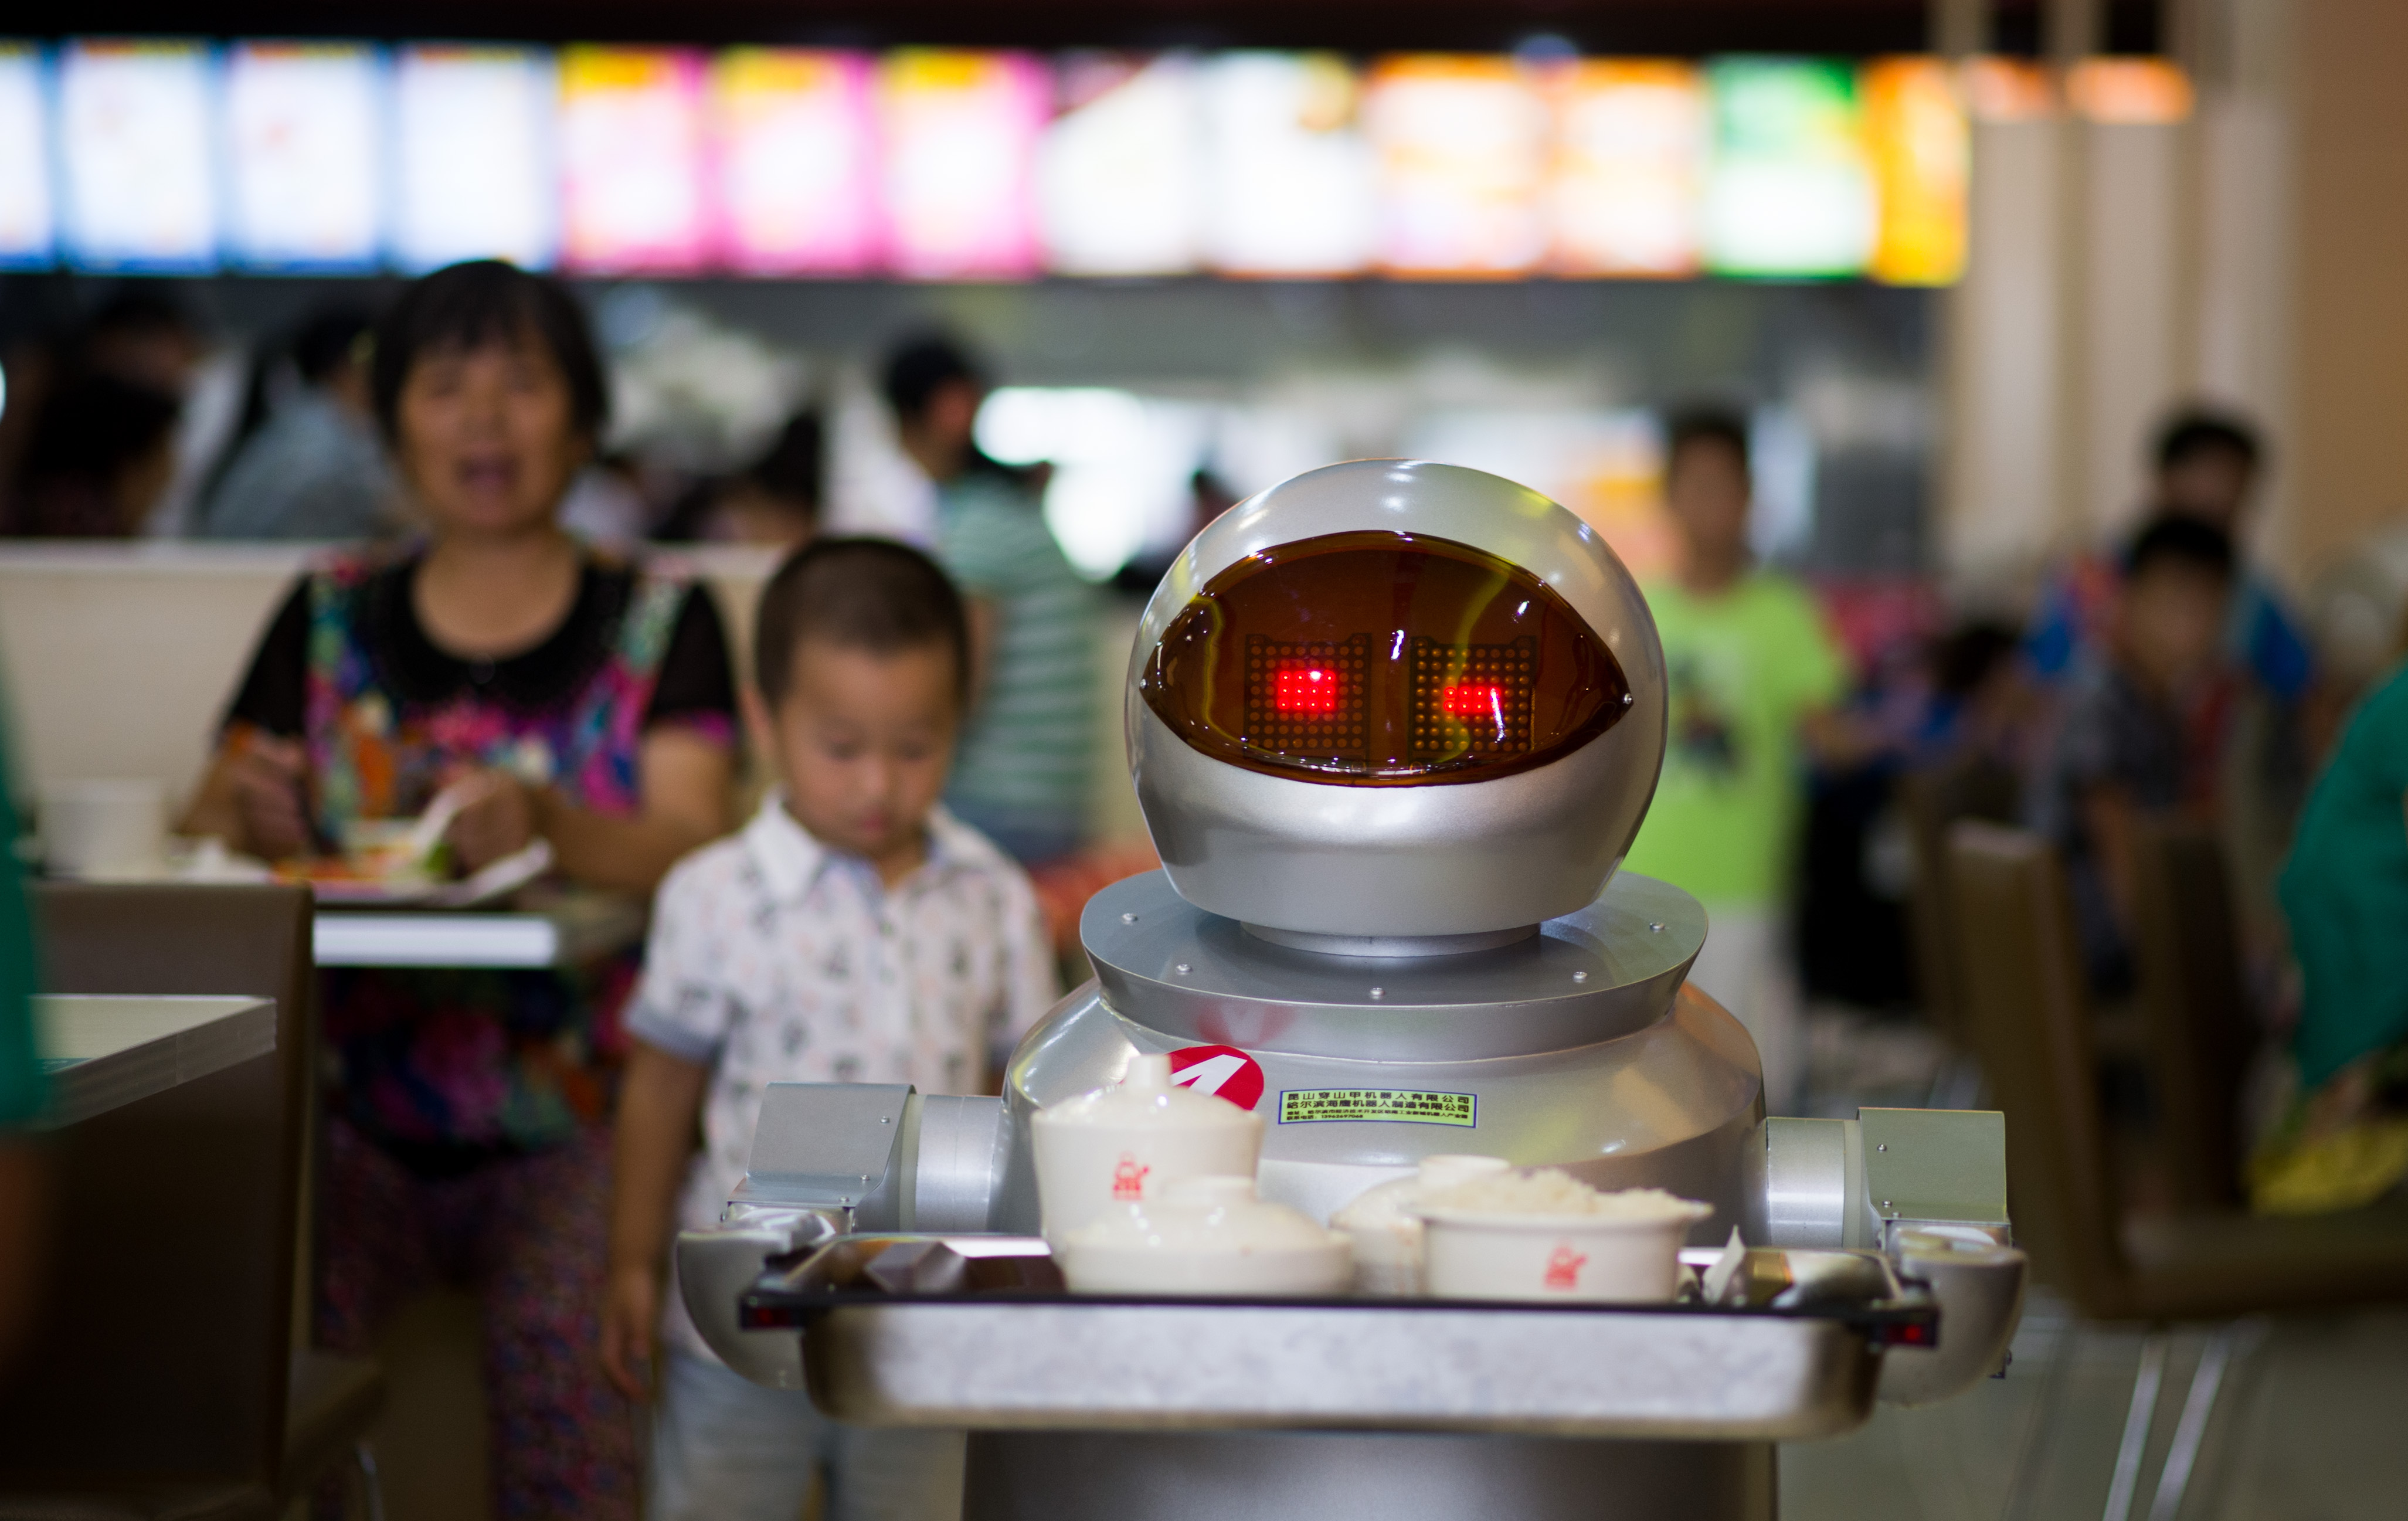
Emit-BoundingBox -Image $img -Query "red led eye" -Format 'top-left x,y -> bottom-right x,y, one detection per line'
1439,683 -> 1506,719
1275,667 -> 1339,714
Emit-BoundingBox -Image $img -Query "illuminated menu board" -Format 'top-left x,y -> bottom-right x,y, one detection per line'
1038,53 -> 1203,276
1701,58 -> 1876,277
1550,60 -> 1706,277
392,46 -> 558,272
223,43 -> 383,271
57,40 -> 217,272
1200,52 -> 1375,277
559,46 -> 708,274
0,46 -> 51,269
1366,55 -> 1549,276
876,49 -> 1047,280
0,36 -> 2042,285
1861,57 -> 1967,286
709,48 -> 875,276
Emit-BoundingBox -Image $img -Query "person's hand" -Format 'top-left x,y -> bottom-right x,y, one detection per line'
228,736 -> 313,860
441,769 -> 538,872
598,1261 -> 660,1400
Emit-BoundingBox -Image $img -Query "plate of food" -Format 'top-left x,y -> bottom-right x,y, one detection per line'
276,785 -> 555,908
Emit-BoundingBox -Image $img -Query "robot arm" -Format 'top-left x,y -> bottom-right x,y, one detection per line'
674,1083 -> 1011,1387
1749,1108 -> 2025,1405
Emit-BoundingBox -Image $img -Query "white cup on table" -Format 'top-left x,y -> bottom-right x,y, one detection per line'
39,778 -> 168,880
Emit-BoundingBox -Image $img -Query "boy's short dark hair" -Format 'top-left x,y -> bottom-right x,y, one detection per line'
2123,514 -> 2236,582
1663,405 -> 1751,476
755,537 -> 969,705
369,260 -> 609,444
2154,408 -> 2261,473
880,334 -> 986,424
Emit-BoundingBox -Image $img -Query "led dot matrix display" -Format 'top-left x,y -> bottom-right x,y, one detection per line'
1411,636 -> 1535,760
1246,634 -> 1368,766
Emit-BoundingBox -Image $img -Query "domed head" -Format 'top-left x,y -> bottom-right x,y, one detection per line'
1128,460 -> 1667,938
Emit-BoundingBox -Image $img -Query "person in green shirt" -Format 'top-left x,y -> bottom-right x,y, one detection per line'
2254,658 -> 2408,1213
1620,408 -> 1859,1114
882,335 -> 1101,867
0,712 -> 47,1373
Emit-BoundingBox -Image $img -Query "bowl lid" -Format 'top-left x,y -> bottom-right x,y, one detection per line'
1033,1053 -> 1258,1133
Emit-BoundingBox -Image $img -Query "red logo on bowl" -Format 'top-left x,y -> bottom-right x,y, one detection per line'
1112,1152 -> 1150,1200
1166,1044 -> 1266,1110
1543,1243 -> 1588,1291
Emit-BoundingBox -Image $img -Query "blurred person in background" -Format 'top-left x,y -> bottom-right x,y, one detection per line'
653,410 -> 822,550
2029,408 -> 2315,712
179,260 -> 738,1520
2259,628 -> 2408,1214
1,372 -> 181,537
1620,406 -> 1860,1113
0,712 -> 46,1380
882,335 -> 1099,868
199,302 -> 401,541
73,288 -> 205,400
2025,517 -> 2238,996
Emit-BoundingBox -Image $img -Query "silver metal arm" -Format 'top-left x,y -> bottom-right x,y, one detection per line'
674,1081 -> 1014,1383
1745,1107 -> 2025,1404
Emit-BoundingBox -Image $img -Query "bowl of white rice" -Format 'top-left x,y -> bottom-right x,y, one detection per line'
1410,1169 -> 1714,1302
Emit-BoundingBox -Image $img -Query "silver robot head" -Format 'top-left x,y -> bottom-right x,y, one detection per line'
1127,459 -> 1669,942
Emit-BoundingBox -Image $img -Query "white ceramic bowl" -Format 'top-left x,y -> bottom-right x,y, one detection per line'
1058,1176 -> 1353,1296
1031,1054 -> 1265,1244
1330,1155 -> 1513,1296
1416,1190 -> 1714,1303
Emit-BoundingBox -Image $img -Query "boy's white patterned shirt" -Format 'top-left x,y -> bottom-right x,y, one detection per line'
627,795 -> 1058,1357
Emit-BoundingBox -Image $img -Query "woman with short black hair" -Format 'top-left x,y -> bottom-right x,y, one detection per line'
184,259 -> 735,1519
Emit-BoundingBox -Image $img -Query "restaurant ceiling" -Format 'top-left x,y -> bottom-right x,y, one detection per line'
43,1 -> 2158,56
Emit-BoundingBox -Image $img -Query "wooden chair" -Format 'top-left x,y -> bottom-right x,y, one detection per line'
1943,821 -> 2408,1320
2127,819 -> 2257,1210
0,884 -> 383,1519
1898,756 -> 2020,1042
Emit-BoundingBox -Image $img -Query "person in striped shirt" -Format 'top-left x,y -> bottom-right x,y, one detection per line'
882,335 -> 1102,867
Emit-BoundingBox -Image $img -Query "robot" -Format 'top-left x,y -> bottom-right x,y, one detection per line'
680,460 -> 2023,1521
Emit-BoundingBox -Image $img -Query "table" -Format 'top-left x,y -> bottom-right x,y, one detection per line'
32,994 -> 277,1128
313,891 -> 647,969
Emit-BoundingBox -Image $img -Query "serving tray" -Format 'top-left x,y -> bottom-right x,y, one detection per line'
739,1234 -> 1937,1441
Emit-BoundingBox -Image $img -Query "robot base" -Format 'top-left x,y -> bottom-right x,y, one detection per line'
963,1431 -> 1773,1521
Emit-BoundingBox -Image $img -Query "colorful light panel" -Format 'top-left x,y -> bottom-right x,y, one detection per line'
709,48 -> 875,276
57,40 -> 217,273
1200,51 -> 1375,277
559,46 -> 708,274
1550,60 -> 1706,277
1367,55 -> 1549,276
876,49 -> 1047,280
1862,57 -> 1967,287
223,43 -> 383,271
1038,53 -> 1203,276
2067,57 -> 2193,124
1701,57 -> 1876,277
0,46 -> 52,269
392,46 -> 559,271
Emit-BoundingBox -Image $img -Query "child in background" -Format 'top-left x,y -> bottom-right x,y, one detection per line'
1619,406 -> 1859,1115
602,538 -> 1057,1521
2026,516 -> 2238,994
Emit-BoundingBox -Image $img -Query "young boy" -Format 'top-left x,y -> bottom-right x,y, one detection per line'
602,538 -> 1057,1521
1618,407 -> 1857,1115
2027,515 -> 2238,994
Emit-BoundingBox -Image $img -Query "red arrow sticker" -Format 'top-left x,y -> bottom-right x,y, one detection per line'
1166,1044 -> 1266,1111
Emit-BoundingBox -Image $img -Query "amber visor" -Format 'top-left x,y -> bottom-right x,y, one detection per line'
1140,530 -> 1633,786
